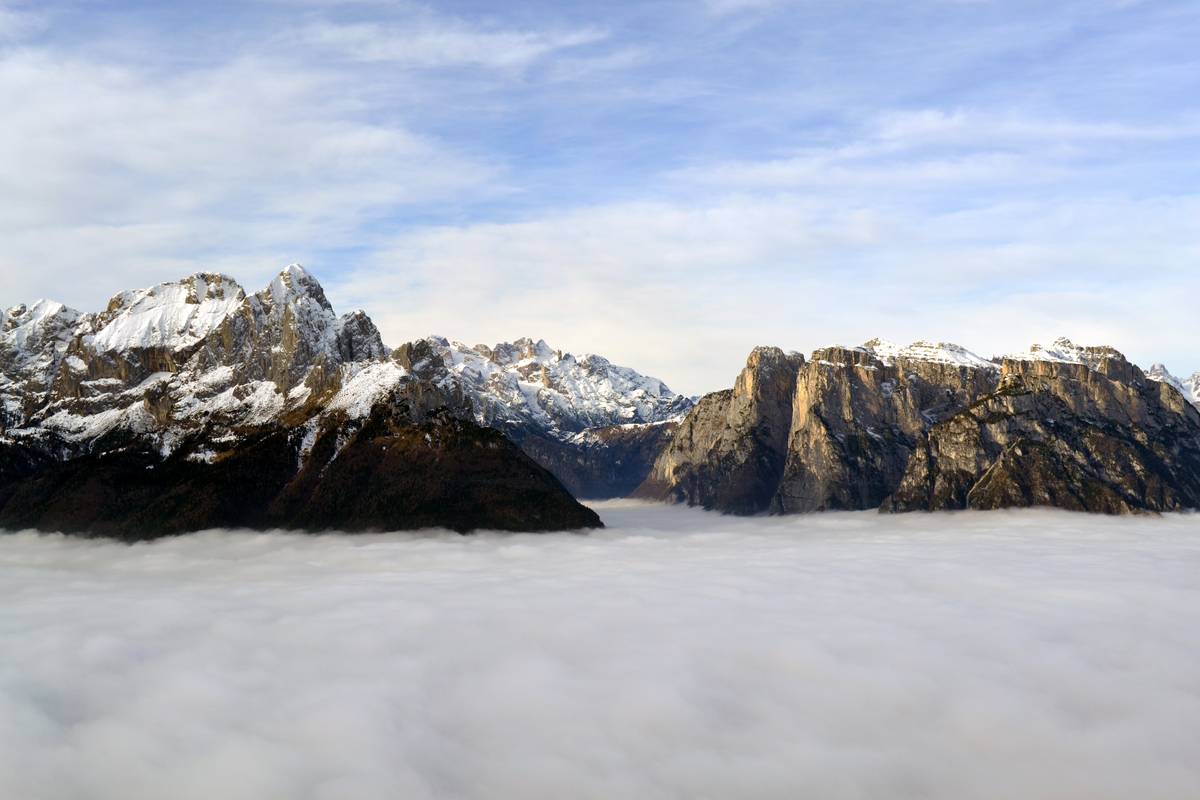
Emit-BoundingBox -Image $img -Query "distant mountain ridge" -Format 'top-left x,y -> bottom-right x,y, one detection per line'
394,335 -> 692,497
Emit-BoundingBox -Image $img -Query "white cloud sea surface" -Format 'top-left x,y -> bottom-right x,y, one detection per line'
2,501 -> 1199,799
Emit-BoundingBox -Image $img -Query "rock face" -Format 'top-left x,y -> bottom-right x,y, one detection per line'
636,347 -> 804,513
394,335 -> 692,498
0,266 -> 600,537
888,350 -> 1200,513
640,338 -> 1200,515
772,344 -> 998,514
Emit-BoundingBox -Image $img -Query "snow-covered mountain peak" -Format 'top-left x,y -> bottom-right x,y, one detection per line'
3,300 -> 82,343
861,338 -> 995,369
264,263 -> 332,311
482,337 -> 559,366
1146,363 -> 1185,391
1004,337 -> 1127,368
86,273 -> 246,354
415,336 -> 693,438
1145,363 -> 1200,409
1,300 -> 85,429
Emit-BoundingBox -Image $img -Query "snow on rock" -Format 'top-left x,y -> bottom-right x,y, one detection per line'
2,266 -> 690,465
2,300 -> 83,355
861,338 -> 996,370
243,264 -> 386,384
1001,337 -> 1128,367
420,336 -> 692,437
40,401 -> 159,444
326,361 -> 410,419
1146,363 -> 1186,393
87,273 -> 245,353
1,300 -> 85,428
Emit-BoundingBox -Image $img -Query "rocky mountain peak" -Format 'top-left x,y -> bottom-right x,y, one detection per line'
260,263 -> 333,313
1,300 -> 85,430
86,273 -> 247,355
1009,337 -> 1127,367
2,300 -> 82,344
1146,363 -> 1200,409
411,336 -> 692,438
1147,363 -> 1185,390
489,337 -> 558,365
740,346 -> 805,385
334,309 -> 387,363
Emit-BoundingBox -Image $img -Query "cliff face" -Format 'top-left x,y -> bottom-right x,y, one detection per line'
636,347 -> 804,513
888,355 -> 1200,513
773,347 -> 999,513
639,338 -> 1200,515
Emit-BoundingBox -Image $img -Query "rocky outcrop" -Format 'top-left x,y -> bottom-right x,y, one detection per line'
636,347 -> 803,513
887,352 -> 1200,513
0,266 -> 600,536
640,337 -> 1200,515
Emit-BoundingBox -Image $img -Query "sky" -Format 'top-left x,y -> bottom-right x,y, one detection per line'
3,503 -> 1200,799
0,0 -> 1198,395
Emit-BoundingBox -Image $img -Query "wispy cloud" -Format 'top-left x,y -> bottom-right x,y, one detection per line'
0,46 -> 496,305
0,0 -> 43,41
337,185 -> 1200,394
704,0 -> 785,16
287,19 -> 606,70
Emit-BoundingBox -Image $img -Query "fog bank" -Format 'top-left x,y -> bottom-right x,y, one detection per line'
2,503 -> 1199,799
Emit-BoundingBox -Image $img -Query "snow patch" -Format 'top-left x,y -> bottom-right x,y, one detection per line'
88,274 -> 244,354
862,338 -> 995,369
326,361 -> 409,419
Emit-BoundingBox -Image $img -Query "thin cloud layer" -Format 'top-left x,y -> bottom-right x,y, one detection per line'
2,503 -> 1199,799
289,20 -> 606,69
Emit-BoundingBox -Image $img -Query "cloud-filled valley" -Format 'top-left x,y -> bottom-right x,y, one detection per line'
3,502 -> 1198,800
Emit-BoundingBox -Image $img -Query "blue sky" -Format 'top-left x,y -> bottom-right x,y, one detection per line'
2,0 -> 1198,393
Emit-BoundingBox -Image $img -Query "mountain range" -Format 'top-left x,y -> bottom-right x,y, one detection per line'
2,265 -> 1198,537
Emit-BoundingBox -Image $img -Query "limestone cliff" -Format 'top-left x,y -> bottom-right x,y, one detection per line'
639,338 -> 1200,515
636,347 -> 804,513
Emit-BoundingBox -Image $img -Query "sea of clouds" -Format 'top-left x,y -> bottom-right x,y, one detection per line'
2,502 -> 1199,800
